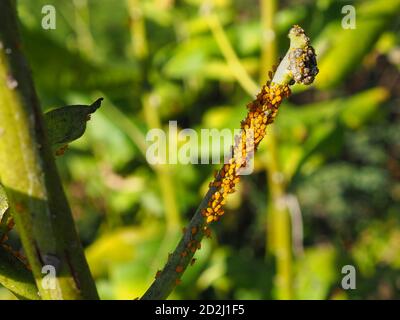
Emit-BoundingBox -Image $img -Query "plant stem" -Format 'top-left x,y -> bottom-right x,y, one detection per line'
260,0 -> 277,83
127,0 -> 149,60
0,0 -> 98,299
143,94 -> 181,230
260,0 -> 293,299
141,25 -> 317,300
204,10 -> 259,96
73,0 -> 96,60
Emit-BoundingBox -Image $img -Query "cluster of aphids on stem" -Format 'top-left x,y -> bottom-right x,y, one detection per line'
154,69 -> 292,285
288,25 -> 319,85
201,83 -> 291,225
154,25 -> 318,286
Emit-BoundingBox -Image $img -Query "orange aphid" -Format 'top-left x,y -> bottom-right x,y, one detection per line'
155,270 -> 162,278
191,226 -> 197,235
203,227 -> 212,238
176,265 -> 184,273
14,202 -> 24,213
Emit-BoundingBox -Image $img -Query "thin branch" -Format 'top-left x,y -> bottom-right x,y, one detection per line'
141,25 -> 318,300
203,8 -> 259,96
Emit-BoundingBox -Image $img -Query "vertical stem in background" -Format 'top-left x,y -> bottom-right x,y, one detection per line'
205,11 -> 258,96
143,95 -> 181,230
126,0 -> 180,230
0,0 -> 98,299
260,0 -> 293,299
127,0 -> 149,60
73,0 -> 96,60
260,0 -> 277,83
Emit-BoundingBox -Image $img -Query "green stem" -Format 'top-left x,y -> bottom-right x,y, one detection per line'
73,0 -> 96,60
204,10 -> 258,95
260,0 -> 293,299
0,0 -> 98,299
125,0 -> 181,230
127,0 -> 149,60
141,25 -> 317,300
260,0 -> 277,83
143,95 -> 181,230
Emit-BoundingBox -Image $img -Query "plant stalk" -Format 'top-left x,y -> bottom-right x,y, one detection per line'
260,0 -> 293,299
0,0 -> 98,299
141,24 -> 318,300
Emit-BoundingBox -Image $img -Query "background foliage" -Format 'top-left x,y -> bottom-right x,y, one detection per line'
1,0 -> 399,299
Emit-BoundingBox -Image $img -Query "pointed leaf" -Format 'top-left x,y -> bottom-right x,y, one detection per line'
44,98 -> 103,152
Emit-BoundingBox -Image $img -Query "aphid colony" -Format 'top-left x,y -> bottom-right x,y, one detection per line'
287,25 -> 319,85
201,83 -> 291,224
148,25 -> 318,297
155,82 -> 292,284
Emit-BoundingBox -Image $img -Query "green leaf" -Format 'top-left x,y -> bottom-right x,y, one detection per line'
315,0 -> 400,89
294,244 -> 337,299
0,184 -> 10,240
0,246 -> 40,300
277,87 -> 389,180
44,98 -> 103,153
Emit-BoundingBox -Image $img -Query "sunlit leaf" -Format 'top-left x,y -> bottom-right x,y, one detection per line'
294,244 -> 337,299
315,0 -> 400,89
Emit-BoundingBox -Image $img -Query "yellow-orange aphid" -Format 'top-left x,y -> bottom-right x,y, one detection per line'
191,226 -> 197,235
198,82 -> 290,253
203,227 -> 212,238
176,265 -> 184,273
180,250 -> 188,258
15,202 -> 25,213
190,258 -> 196,266
7,219 -> 15,229
55,144 -> 69,156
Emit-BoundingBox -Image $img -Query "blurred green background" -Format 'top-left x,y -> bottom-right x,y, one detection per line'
1,0 -> 400,299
